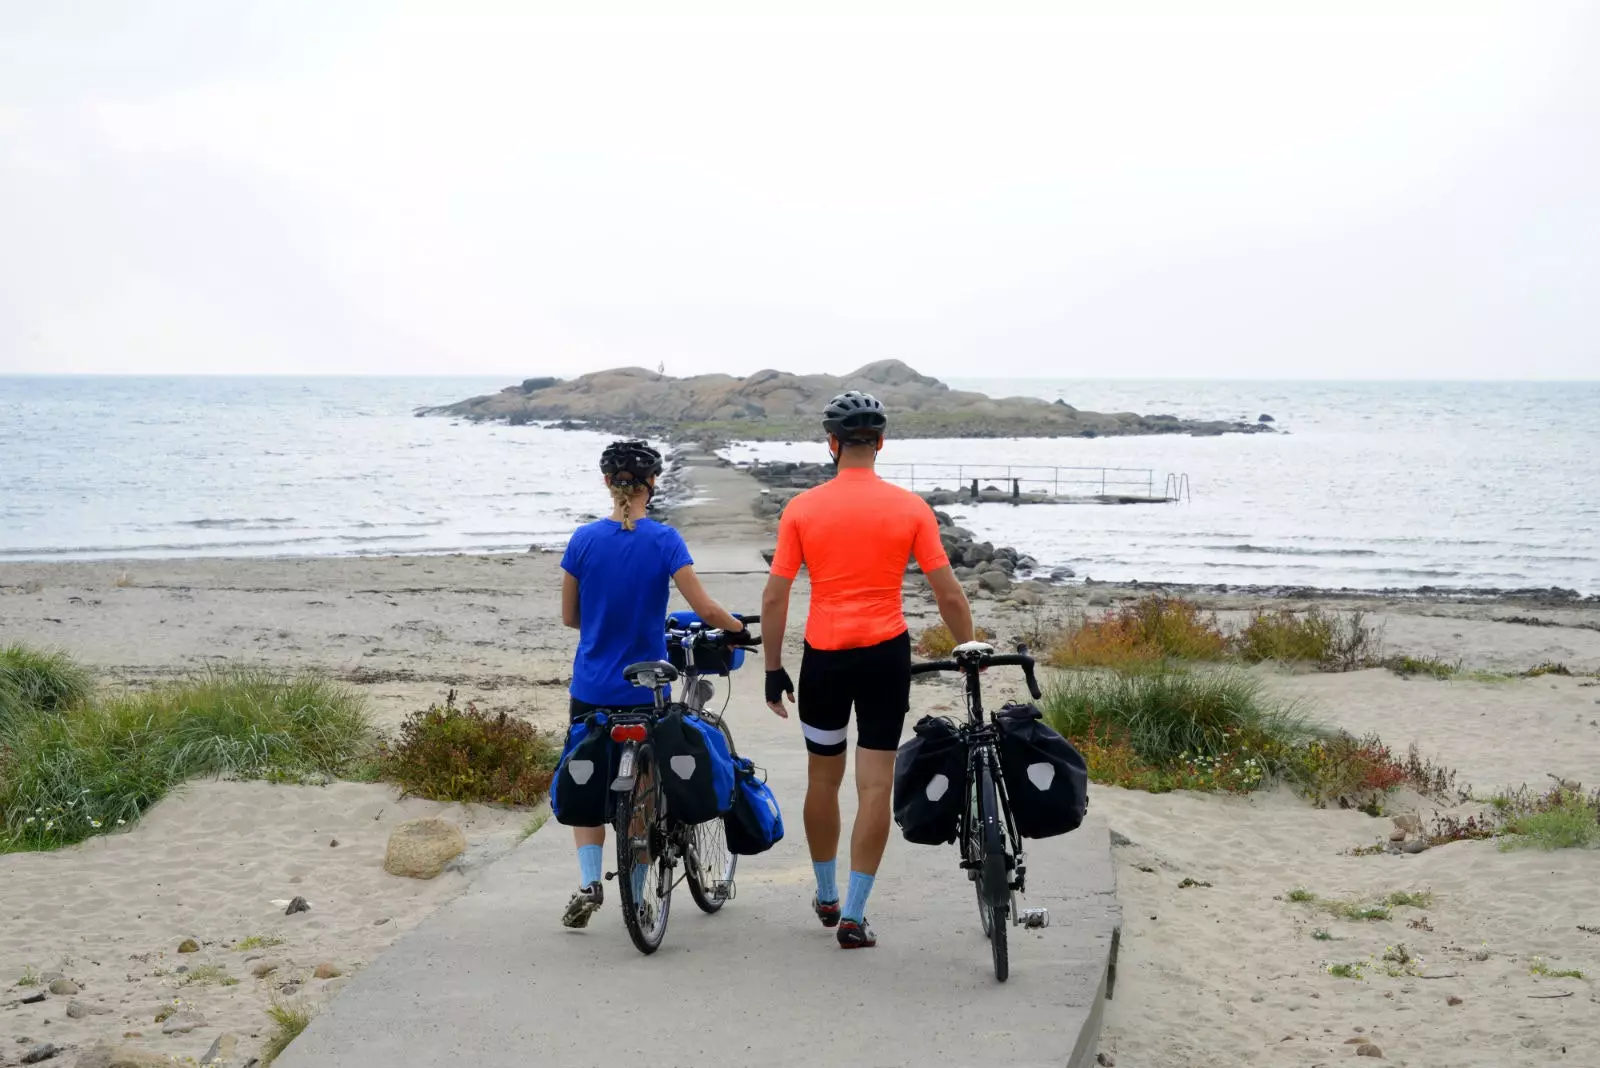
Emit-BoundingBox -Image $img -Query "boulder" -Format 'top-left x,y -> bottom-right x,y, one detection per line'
75,1044 -> 180,1068
200,1033 -> 240,1066
47,978 -> 80,995
978,570 -> 1013,595
1258,413 -> 1275,423
1087,591 -> 1112,607
1050,566 -> 1076,582
384,818 -> 466,879
992,556 -> 1016,575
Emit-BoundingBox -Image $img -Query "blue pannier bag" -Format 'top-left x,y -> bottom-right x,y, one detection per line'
651,708 -> 736,825
723,757 -> 785,855
665,611 -> 747,675
551,712 -> 613,827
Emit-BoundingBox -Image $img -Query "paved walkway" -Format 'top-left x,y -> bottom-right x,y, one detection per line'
278,459 -> 1121,1068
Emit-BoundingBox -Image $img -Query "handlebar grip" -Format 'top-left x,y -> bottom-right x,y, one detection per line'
736,613 -> 761,624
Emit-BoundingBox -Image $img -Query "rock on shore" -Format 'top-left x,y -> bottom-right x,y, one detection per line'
419,359 -> 1273,442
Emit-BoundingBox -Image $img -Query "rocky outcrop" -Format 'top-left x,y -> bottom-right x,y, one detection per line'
420,360 -> 1273,442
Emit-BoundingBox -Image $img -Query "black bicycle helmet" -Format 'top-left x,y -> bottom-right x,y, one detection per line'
822,391 -> 887,440
600,440 -> 663,482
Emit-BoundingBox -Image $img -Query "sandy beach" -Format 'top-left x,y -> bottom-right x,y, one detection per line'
5,463 -> 1600,1067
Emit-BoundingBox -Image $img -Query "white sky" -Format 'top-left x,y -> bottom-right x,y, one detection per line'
1,1 -> 1596,379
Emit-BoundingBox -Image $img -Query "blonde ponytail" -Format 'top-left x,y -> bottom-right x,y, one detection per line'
610,482 -> 638,531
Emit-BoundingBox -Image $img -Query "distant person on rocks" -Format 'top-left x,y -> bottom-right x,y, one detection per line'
559,439 -> 751,929
760,391 -> 976,948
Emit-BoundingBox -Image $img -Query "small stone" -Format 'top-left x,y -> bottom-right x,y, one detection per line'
174,966 -> 189,975
201,1032 -> 239,1065
1087,591 -> 1112,607
285,896 -> 311,915
1447,995 -> 1464,1006
1096,1055 -> 1116,1067
313,962 -> 342,980
21,1044 -> 61,1065
177,939 -> 200,954
329,838 -> 340,848
66,999 -> 112,1019
162,1010 -> 206,1035
373,917 -> 391,926
1388,829 -> 1407,842
384,818 -> 466,880
1250,994 -> 1265,1003
278,982 -> 301,997
1401,839 -> 1431,854
20,990 -> 47,1004
250,960 -> 279,978
1356,1043 -> 1383,1058
46,979 -> 78,996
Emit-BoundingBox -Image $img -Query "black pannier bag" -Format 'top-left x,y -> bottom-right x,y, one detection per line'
649,708 -> 736,826
994,702 -> 1089,838
892,716 -> 969,845
551,712 -> 613,827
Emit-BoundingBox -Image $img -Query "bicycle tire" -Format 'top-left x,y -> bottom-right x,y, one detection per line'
968,771 -> 992,940
684,718 -> 738,913
976,756 -> 1010,982
615,744 -> 672,954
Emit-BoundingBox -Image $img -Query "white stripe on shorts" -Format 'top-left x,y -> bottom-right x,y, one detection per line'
801,723 -> 849,747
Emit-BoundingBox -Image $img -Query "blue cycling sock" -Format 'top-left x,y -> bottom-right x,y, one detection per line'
577,844 -> 603,889
813,858 -> 838,904
842,870 -> 875,924
631,862 -> 649,900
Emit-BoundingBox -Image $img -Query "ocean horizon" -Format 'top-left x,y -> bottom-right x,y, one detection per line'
3,374 -> 1597,595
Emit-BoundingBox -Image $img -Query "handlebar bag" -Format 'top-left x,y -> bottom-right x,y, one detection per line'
892,715 -> 969,845
651,707 -> 737,825
665,611 -> 746,675
995,702 -> 1089,838
551,712 -> 614,827
723,756 -> 786,855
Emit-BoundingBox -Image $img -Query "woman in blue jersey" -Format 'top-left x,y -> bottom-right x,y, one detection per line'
558,439 -> 749,928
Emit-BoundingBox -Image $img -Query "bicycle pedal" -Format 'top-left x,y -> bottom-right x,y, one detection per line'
1019,907 -> 1051,929
715,880 -> 736,901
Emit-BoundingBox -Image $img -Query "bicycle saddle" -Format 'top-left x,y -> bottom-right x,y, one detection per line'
623,660 -> 679,686
952,641 -> 996,658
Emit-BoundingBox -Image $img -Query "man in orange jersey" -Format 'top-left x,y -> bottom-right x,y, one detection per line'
760,390 -> 976,948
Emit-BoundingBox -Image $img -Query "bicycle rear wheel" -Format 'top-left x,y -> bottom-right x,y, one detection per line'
975,755 -> 1010,982
614,744 -> 672,954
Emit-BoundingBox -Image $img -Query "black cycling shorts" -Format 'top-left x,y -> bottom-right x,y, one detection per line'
797,630 -> 912,756
568,696 -> 653,724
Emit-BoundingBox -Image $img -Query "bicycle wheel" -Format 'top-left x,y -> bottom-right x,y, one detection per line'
975,756 -> 1010,982
685,818 -> 737,913
685,716 -> 738,913
614,744 -> 672,954
967,771 -> 992,940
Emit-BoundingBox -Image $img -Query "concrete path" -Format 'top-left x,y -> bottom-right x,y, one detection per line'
278,457 -> 1121,1068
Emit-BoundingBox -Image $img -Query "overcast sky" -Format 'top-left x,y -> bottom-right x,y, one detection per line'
1,1 -> 1596,380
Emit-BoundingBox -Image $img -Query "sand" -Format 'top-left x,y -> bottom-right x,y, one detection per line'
5,471 -> 1600,1066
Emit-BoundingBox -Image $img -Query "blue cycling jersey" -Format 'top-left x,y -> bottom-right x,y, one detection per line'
561,518 -> 692,707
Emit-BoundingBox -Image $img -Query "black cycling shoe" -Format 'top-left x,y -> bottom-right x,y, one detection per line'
836,917 -> 877,949
813,895 -> 841,928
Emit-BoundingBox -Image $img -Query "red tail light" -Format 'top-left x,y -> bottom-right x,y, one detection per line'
609,724 -> 647,742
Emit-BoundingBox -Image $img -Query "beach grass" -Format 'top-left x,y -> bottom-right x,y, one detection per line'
0,668 -> 370,852
1498,786 -> 1600,851
1042,668 -> 1322,792
0,643 -> 94,729
262,998 -> 315,1065
1383,654 -> 1460,680
380,690 -> 557,806
914,622 -> 996,659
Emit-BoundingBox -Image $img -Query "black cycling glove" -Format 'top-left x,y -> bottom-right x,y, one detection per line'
765,666 -> 795,705
725,624 -> 756,647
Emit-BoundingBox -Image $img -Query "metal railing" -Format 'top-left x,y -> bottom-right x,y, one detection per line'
875,463 -> 1184,500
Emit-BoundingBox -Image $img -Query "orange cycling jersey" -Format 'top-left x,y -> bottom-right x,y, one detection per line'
770,467 -> 951,651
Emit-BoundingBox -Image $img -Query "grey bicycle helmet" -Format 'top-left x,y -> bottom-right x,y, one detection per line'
822,391 -> 887,440
600,440 -> 663,482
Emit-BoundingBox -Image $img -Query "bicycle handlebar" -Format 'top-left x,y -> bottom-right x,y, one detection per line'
910,651 -> 1043,701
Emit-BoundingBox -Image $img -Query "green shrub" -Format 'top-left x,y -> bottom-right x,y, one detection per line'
1042,668 -> 1320,777
380,691 -> 556,806
1233,607 -> 1382,671
1500,787 -> 1600,851
1050,597 -> 1231,669
0,670 -> 370,851
0,644 -> 93,729
1384,655 -> 1459,680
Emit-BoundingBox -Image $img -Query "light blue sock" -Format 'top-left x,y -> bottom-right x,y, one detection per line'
842,870 -> 875,924
632,862 -> 649,900
813,858 -> 838,904
577,844 -> 603,889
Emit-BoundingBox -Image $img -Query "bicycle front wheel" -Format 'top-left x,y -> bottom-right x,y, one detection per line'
975,756 -> 1010,982
615,744 -> 672,954
685,818 -> 737,913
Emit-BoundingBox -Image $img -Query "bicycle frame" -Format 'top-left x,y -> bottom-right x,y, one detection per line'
954,667 -> 1029,902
